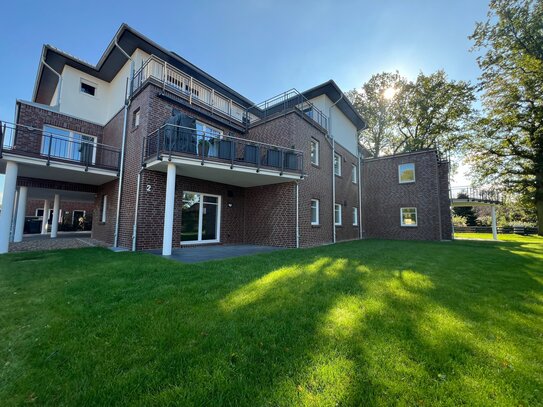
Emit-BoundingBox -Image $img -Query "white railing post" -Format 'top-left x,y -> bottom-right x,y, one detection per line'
189,77 -> 193,104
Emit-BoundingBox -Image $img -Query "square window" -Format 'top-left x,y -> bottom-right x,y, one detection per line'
353,207 -> 358,226
399,163 -> 415,183
352,164 -> 358,184
310,139 -> 319,165
80,80 -> 96,96
334,203 -> 342,226
311,199 -> 320,225
334,153 -> 342,176
401,207 -> 417,226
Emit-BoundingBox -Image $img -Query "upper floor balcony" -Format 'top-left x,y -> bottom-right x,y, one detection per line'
1,121 -> 120,184
450,186 -> 503,206
142,123 -> 304,187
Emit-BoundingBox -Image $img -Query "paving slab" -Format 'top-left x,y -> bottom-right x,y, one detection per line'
149,244 -> 283,263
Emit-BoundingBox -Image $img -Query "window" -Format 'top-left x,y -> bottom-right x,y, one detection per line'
133,108 -> 141,128
334,153 -> 342,176
353,207 -> 358,226
352,164 -> 358,184
310,139 -> 319,165
401,207 -> 417,227
399,163 -> 415,183
80,80 -> 96,96
334,203 -> 342,226
196,121 -> 223,157
100,195 -> 108,223
41,125 -> 97,164
311,199 -> 320,225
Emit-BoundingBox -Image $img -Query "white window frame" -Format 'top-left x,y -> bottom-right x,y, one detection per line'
72,210 -> 86,224
334,153 -> 342,176
399,163 -> 416,184
310,139 -> 319,166
352,164 -> 358,184
400,207 -> 418,227
133,108 -> 141,128
80,79 -> 97,97
181,192 -> 222,245
311,199 -> 320,225
353,207 -> 358,226
334,203 -> 342,226
101,195 -> 107,223
41,125 -> 98,165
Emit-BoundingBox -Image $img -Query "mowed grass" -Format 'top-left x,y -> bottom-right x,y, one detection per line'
1,238 -> 542,406
455,232 -> 543,243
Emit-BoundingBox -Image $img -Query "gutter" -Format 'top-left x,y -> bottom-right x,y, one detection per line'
113,40 -> 135,248
329,93 -> 343,244
132,168 -> 144,251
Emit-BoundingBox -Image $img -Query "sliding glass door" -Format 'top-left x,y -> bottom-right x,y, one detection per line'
181,192 -> 221,243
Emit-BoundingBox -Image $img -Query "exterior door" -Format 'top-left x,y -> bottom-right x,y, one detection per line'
181,192 -> 221,243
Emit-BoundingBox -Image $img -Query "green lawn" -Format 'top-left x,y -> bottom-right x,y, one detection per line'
1,238 -> 542,406
454,232 -> 543,242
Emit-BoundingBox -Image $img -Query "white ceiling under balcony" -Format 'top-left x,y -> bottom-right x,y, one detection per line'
146,157 -> 302,188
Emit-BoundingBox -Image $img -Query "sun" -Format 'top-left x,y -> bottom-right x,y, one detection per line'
383,87 -> 397,100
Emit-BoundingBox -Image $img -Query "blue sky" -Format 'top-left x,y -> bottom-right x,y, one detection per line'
0,0 -> 490,198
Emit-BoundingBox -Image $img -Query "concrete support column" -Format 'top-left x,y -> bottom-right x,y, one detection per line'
14,186 -> 28,242
491,205 -> 498,241
50,194 -> 61,239
162,163 -> 176,256
41,199 -> 50,234
0,161 -> 18,253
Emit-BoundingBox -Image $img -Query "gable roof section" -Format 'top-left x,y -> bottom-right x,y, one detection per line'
301,80 -> 366,131
33,24 -> 255,107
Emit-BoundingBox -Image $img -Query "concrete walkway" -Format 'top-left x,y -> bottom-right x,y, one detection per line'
149,244 -> 283,263
9,232 -> 107,253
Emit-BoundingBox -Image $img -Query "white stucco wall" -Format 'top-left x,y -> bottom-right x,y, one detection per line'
50,49 -> 149,125
309,94 -> 358,155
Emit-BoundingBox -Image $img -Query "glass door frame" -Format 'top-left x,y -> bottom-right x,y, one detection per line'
181,191 -> 221,245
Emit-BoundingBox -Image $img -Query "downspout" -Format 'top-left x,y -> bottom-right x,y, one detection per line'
358,152 -> 363,239
329,93 -> 343,244
132,168 -> 143,251
42,59 -> 62,107
295,181 -> 300,248
113,40 -> 135,248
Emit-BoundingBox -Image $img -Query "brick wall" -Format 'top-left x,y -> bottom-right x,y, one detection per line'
361,150 -> 448,240
92,180 -> 118,245
438,160 -> 453,240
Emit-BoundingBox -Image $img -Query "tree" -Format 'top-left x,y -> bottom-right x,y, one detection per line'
469,0 -> 543,235
346,72 -> 405,158
393,70 -> 476,154
452,194 -> 478,226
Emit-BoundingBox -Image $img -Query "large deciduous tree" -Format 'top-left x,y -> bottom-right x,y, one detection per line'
346,72 -> 404,158
469,0 -> 543,235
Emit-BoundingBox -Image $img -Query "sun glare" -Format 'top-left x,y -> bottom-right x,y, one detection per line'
383,87 -> 396,100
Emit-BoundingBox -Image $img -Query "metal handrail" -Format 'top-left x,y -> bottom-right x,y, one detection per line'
245,89 -> 329,130
450,186 -> 502,204
132,55 -> 250,124
1,121 -> 121,171
143,123 -> 304,175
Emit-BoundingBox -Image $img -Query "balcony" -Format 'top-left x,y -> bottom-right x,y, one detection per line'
450,187 -> 502,206
0,121 -> 120,184
132,56 -> 257,126
142,124 -> 304,187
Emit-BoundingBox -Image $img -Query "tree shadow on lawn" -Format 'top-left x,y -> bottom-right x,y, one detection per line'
1,239 -> 542,406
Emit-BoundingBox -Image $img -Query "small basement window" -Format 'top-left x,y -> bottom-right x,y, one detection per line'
80,80 -> 96,96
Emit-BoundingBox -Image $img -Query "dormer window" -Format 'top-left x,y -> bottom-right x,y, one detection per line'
80,80 -> 96,96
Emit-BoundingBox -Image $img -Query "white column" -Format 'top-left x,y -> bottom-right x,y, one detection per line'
41,199 -> 50,234
14,186 -> 28,242
162,163 -> 176,256
50,194 -> 61,239
0,161 -> 18,253
491,205 -> 498,241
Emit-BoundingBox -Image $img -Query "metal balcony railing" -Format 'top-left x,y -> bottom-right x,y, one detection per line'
143,123 -> 304,175
450,186 -> 502,204
132,56 -> 258,125
0,121 -> 121,172
245,89 -> 329,130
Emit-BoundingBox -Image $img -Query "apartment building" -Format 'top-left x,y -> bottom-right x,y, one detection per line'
0,24 -> 452,254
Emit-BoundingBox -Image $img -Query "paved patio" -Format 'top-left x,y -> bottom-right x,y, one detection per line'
149,244 -> 283,263
9,232 -> 108,253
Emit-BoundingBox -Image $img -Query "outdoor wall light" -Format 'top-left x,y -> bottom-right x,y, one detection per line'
227,203 -> 233,208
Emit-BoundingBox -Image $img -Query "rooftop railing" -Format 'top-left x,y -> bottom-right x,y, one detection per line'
450,186 -> 502,204
0,121 -> 121,172
143,123 -> 304,176
132,56 -> 257,125
245,89 -> 329,130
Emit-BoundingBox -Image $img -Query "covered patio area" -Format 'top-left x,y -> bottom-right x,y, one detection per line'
148,244 -> 284,263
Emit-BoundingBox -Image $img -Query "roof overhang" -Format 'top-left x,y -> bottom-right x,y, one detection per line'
301,80 -> 366,131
